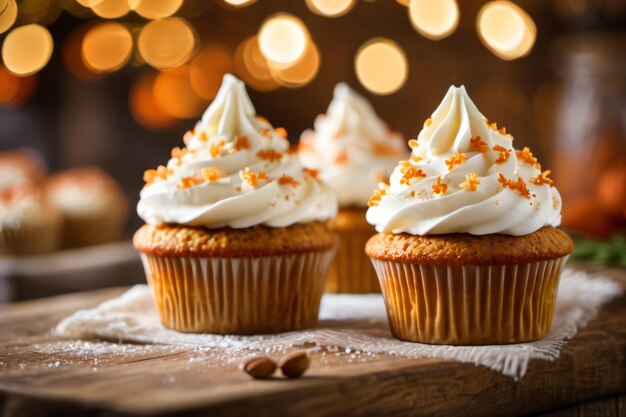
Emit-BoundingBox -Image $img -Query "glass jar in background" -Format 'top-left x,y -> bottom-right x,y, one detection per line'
552,34 -> 626,237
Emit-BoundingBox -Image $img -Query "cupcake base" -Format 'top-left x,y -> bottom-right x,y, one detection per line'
61,211 -> 126,249
140,250 -> 335,334
371,257 -> 568,345
0,218 -> 60,256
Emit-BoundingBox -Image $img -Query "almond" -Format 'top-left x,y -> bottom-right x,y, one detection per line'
241,357 -> 276,379
279,351 -> 309,378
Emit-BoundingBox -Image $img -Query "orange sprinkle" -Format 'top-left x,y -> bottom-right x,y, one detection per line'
256,149 -> 283,162
278,174 -> 300,187
201,167 -> 223,182
493,145 -> 512,164
410,154 -> 423,163
445,150 -> 468,171
199,131 -> 208,142
210,140 -> 225,158
177,176 -> 203,190
303,168 -> 321,183
240,168 -> 267,188
400,166 -> 427,185
531,170 -> 554,187
408,139 -> 419,149
368,187 -> 388,207
183,130 -> 194,146
373,143 -> 399,156
498,173 -> 531,199
432,176 -> 447,196
275,127 -> 288,138
459,172 -> 480,191
333,150 -> 348,164
171,146 -> 189,165
516,147 -> 541,169
255,115 -> 270,125
143,165 -> 171,185
424,118 -> 433,127
234,135 -> 251,151
260,128 -> 271,137
470,136 -> 489,153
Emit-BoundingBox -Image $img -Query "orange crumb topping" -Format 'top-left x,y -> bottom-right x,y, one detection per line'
240,168 -> 268,188
210,140 -> 225,158
432,176 -> 447,196
400,165 -> 427,185
459,172 -> 480,191
373,143 -> 399,156
260,128 -> 271,137
275,127 -> 288,138
199,131 -> 208,142
171,146 -> 189,165
424,118 -> 433,127
470,136 -> 489,153
201,167 -> 223,182
255,115 -> 270,124
531,170 -> 554,187
303,168 -> 321,183
498,173 -> 531,199
278,174 -> 300,187
445,150 -> 468,171
256,149 -> 284,162
234,135 -> 251,151
408,139 -> 419,149
516,147 -> 541,169
143,165 -> 171,185
493,145 -> 512,164
368,187 -> 388,207
333,150 -> 348,164
553,196 -> 559,209
177,176 -> 203,190
183,130 -> 194,146
410,154 -> 423,163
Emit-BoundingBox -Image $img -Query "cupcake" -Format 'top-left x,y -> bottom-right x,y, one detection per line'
365,86 -> 573,345
47,167 -> 128,248
299,83 -> 407,293
0,182 -> 61,256
0,148 -> 46,192
134,74 -> 338,334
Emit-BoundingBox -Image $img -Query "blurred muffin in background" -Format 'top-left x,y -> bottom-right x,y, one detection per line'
47,167 -> 128,248
0,149 -> 46,192
0,182 -> 61,256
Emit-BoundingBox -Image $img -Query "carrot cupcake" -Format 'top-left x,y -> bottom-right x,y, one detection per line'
366,86 -> 572,345
0,182 -> 61,256
47,167 -> 128,248
0,148 -> 46,192
299,83 -> 407,293
134,74 -> 338,334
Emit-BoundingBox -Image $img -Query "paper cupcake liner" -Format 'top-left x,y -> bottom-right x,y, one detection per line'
0,219 -> 60,256
61,212 -> 126,249
326,229 -> 380,293
370,256 -> 569,345
139,248 -> 336,334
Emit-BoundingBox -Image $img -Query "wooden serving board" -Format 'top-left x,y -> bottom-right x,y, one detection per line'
0,266 -> 625,417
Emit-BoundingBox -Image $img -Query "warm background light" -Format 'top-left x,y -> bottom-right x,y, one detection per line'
477,1 -> 537,60
0,65 -> 38,108
409,0 -> 459,40
189,44 -> 234,100
220,0 -> 256,8
138,17 -> 196,69
0,0 -> 17,34
2,24 -> 53,75
269,41 -> 320,88
153,66 -> 208,119
63,24 -> 103,80
258,14 -> 308,65
76,0 -> 104,7
233,35 -> 279,92
129,0 -> 183,19
355,38 -> 408,95
129,72 -> 177,130
91,0 -> 130,19
305,0 -> 355,17
82,22 -> 132,73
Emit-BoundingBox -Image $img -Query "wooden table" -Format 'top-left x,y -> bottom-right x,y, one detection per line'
0,266 -> 625,417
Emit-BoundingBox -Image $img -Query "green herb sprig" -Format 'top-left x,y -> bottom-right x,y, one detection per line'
569,233 -> 626,268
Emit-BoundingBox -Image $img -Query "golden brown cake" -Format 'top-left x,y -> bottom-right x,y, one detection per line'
326,208 -> 380,293
133,75 -> 338,334
298,83 -> 408,293
47,167 -> 128,248
365,86 -> 572,345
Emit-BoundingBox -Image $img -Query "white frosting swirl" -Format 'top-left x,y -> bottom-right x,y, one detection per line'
299,83 -> 408,208
137,74 -> 337,229
366,85 -> 562,236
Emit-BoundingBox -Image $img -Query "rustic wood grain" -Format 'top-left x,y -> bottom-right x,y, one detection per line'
0,267 -> 624,417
